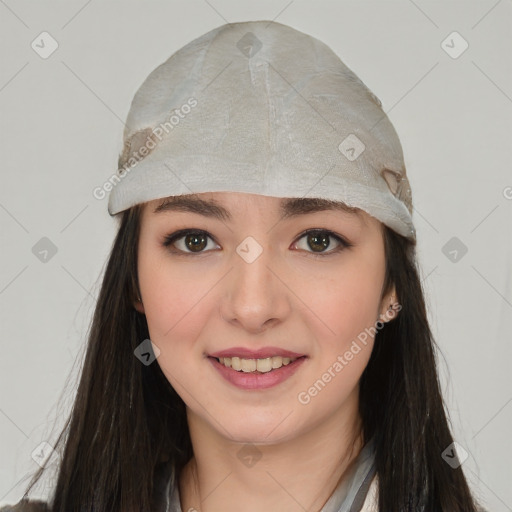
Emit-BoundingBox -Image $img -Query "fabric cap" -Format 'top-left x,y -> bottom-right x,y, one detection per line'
107,20 -> 416,241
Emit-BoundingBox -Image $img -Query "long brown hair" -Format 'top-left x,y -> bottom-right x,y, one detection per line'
19,204 -> 482,511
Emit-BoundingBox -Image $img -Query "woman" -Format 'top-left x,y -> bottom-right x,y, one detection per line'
3,20 -> 485,512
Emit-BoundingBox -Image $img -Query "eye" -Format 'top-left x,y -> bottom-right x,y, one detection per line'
292,229 -> 352,256
162,229 -> 219,255
162,228 -> 352,257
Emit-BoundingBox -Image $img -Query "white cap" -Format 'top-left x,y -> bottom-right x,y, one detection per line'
108,20 -> 415,240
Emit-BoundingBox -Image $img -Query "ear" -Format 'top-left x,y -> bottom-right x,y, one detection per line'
378,286 -> 400,323
134,297 -> 145,314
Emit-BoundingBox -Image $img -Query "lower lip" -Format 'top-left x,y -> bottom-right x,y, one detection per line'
209,356 -> 307,390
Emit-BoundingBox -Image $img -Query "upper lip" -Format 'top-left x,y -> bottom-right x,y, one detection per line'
209,347 -> 305,359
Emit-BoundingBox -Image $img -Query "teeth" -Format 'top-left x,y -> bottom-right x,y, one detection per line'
217,355 -> 298,373
241,359 -> 257,372
272,356 -> 283,368
257,357 -> 272,373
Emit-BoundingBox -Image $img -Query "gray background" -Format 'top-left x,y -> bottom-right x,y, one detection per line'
1,0 -> 511,509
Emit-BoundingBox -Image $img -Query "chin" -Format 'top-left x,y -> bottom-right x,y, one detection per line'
218,413 -> 302,446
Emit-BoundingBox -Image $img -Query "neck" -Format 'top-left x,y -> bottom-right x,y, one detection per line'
178,394 -> 365,512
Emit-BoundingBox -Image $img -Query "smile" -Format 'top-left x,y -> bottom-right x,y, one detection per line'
215,356 -> 298,373
209,355 -> 307,390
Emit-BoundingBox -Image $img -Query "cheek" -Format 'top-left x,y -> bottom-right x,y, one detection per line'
295,269 -> 381,415
137,254 -> 209,394
137,245 -> 215,358
299,254 -> 385,351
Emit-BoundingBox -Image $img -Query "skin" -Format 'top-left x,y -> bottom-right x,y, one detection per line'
135,191 -> 397,512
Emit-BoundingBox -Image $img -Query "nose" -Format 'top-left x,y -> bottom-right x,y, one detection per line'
219,240 -> 292,334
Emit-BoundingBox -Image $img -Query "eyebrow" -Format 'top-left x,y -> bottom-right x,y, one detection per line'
153,195 -> 362,221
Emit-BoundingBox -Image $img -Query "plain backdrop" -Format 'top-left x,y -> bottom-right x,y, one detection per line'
1,1 -> 511,510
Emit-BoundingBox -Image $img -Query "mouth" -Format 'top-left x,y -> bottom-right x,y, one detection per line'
211,355 -> 305,373
207,347 -> 308,389
208,355 -> 307,390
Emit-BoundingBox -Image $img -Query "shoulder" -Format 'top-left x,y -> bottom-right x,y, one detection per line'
0,500 -> 49,512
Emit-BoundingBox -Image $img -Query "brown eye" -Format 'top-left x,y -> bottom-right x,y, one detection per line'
183,232 -> 208,252
306,232 -> 331,252
294,229 -> 351,256
163,230 -> 218,254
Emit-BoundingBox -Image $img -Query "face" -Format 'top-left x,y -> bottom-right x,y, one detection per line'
135,191 -> 396,445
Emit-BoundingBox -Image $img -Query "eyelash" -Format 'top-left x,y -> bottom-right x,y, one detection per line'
162,228 -> 352,258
